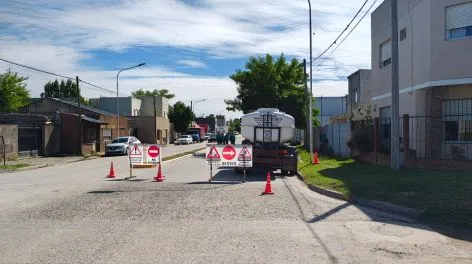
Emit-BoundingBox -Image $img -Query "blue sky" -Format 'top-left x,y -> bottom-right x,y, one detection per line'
0,0 -> 379,118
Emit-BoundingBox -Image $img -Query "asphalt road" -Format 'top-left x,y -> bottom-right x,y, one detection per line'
0,148 -> 471,263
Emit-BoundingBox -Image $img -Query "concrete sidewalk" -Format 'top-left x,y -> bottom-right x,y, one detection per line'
1,142 -> 207,172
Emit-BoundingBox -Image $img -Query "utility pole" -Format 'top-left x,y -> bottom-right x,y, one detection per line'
391,0 -> 400,170
191,100 -> 193,112
303,59 -> 309,147
308,0 -> 314,163
76,76 -> 83,155
153,96 -> 157,143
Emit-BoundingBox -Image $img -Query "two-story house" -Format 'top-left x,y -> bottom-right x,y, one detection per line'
90,96 -> 171,144
371,0 -> 472,160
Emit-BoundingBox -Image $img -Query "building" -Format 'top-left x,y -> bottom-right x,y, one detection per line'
19,97 -> 129,154
315,96 -> 348,126
89,96 -> 171,145
371,0 -> 472,160
90,97 -> 141,116
347,69 -> 372,113
215,115 -> 226,133
140,96 -> 169,118
195,116 -> 216,133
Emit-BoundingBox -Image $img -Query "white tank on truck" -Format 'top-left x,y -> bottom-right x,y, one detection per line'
239,108 -> 298,175
241,108 -> 295,143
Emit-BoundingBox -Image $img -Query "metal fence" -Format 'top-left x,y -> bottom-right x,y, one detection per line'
350,110 -> 472,167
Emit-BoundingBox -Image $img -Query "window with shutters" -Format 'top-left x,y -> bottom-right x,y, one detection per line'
446,2 -> 472,40
379,40 -> 391,68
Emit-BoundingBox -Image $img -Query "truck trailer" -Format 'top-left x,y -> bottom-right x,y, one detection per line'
240,108 -> 298,175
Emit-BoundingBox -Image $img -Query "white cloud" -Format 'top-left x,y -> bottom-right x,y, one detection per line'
0,0 -> 382,117
176,60 -> 207,68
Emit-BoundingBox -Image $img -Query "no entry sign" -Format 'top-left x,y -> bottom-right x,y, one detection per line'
147,145 -> 160,164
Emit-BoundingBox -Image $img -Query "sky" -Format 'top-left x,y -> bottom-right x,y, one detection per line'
0,0 -> 381,119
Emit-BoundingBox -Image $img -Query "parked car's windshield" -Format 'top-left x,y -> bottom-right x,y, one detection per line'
180,135 -> 190,139
112,138 -> 128,143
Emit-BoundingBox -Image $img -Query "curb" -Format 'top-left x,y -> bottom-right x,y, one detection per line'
296,171 -> 423,218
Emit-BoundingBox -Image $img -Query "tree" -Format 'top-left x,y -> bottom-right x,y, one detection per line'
0,71 -> 31,112
132,89 -> 175,99
168,101 -> 195,133
228,118 -> 241,133
43,78 -> 89,105
225,54 -> 318,128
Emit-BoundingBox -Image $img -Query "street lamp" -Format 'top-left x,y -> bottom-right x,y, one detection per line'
190,99 -> 206,112
116,63 -> 145,137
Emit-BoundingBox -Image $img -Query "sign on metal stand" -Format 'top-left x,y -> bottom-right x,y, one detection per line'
147,145 -> 160,165
206,145 -> 221,182
127,144 -> 144,180
205,144 -> 253,182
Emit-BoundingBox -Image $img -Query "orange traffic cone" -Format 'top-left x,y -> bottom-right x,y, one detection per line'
313,152 -> 320,165
154,163 -> 164,182
261,171 -> 274,195
107,162 -> 116,178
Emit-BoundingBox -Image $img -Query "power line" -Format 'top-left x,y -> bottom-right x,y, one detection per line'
0,57 -> 122,96
0,58 -> 73,80
313,0 -> 379,72
311,0 -> 369,65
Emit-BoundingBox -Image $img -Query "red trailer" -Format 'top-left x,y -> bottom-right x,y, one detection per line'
197,123 -> 209,134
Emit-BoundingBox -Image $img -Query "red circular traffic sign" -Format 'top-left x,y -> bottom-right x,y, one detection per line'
148,145 -> 160,158
222,145 -> 236,160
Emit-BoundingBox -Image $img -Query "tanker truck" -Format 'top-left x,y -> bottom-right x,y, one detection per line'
239,108 -> 298,175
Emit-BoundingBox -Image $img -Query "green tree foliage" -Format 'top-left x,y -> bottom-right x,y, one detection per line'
225,54 -> 318,128
168,101 -> 195,133
43,78 -> 90,105
44,79 -> 79,98
0,71 -> 31,112
132,89 -> 175,99
228,118 -> 241,133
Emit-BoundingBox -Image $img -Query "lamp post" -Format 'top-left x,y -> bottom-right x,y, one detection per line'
307,0 -> 314,163
190,99 -> 206,112
116,63 -> 145,137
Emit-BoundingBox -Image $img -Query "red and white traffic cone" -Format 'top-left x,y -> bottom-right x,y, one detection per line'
261,171 -> 274,195
107,162 -> 116,178
154,163 -> 164,182
313,152 -> 320,165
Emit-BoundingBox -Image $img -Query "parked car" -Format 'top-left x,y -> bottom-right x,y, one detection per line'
208,133 -> 217,143
203,133 -> 212,141
175,135 -> 193,145
105,136 -> 141,156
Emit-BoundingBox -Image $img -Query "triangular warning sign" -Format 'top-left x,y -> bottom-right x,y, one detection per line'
207,146 -> 221,159
129,145 -> 142,156
238,146 -> 252,160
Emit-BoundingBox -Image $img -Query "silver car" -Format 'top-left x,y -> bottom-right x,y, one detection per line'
175,135 -> 193,145
105,136 -> 141,156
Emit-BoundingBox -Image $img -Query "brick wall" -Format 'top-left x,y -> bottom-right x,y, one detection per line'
424,87 -> 443,159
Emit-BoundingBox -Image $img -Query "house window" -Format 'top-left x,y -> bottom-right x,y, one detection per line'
446,2 -> 472,40
400,28 -> 407,41
379,40 -> 391,68
442,99 -> 472,141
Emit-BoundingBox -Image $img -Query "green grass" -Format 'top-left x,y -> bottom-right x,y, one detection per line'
162,147 -> 205,162
0,164 -> 30,171
297,147 -> 472,228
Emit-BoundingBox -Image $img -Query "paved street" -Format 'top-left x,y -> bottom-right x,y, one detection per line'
1,149 -> 471,263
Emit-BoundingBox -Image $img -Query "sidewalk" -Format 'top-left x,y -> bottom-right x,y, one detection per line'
1,141 -> 207,172
1,156 -> 95,171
